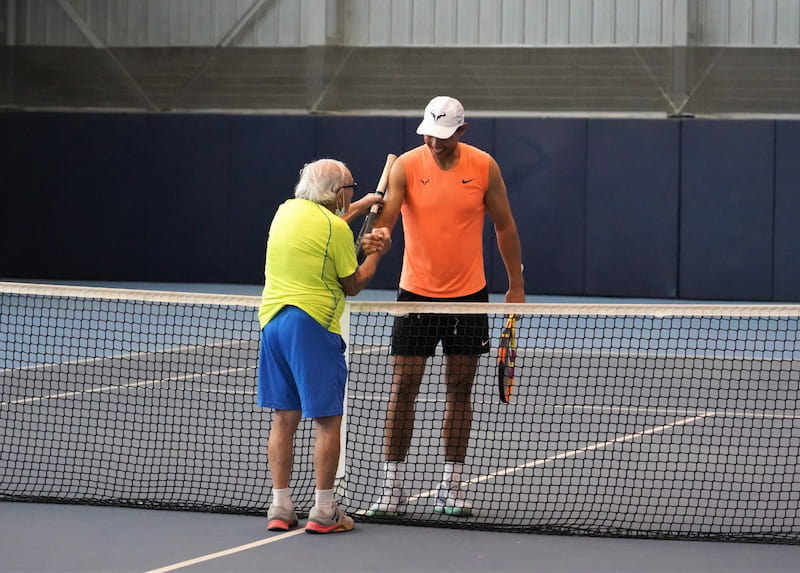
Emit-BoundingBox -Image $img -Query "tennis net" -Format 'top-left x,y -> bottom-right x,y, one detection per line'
1,282 -> 798,543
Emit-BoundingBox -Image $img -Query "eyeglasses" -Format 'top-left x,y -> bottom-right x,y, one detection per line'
338,182 -> 358,190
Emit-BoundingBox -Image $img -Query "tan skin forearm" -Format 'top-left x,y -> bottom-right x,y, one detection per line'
340,228 -> 392,296
340,252 -> 380,296
341,193 -> 384,224
373,156 -> 407,232
485,158 -> 525,302
496,223 -> 525,299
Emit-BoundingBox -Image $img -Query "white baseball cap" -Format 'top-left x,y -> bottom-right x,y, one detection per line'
416,96 -> 465,139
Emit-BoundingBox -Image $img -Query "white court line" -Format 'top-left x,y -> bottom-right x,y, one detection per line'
143,529 -> 306,573
0,339 -> 250,375
381,412 -> 714,506
349,392 -> 800,420
1,339 -> 374,377
140,413 -> 703,572
0,366 -> 252,407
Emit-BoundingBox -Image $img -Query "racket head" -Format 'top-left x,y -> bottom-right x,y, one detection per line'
497,314 -> 517,403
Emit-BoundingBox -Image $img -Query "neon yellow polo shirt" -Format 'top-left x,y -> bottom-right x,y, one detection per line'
258,198 -> 358,334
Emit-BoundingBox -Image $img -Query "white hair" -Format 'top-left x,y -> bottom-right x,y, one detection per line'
294,158 -> 350,205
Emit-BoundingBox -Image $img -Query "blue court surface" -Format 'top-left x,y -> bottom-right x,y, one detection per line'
2,281 -> 799,572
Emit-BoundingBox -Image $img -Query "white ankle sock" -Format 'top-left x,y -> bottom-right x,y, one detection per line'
315,488 -> 335,512
272,487 -> 293,508
384,461 -> 405,490
442,462 -> 463,490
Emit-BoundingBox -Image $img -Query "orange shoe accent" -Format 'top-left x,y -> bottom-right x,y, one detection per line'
267,518 -> 298,531
304,520 -> 353,534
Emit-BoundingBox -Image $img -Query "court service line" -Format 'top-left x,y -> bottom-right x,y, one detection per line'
0,339 -> 250,375
143,529 -> 306,573
404,412 -> 714,502
350,392 -> 716,418
0,366 -> 251,407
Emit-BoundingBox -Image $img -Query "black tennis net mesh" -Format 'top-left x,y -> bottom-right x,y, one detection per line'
1,282 -> 798,544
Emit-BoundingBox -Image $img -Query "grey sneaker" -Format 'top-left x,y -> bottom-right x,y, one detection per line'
266,504 -> 298,531
434,485 -> 473,516
305,503 -> 355,534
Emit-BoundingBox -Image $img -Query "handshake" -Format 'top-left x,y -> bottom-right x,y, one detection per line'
359,227 -> 391,258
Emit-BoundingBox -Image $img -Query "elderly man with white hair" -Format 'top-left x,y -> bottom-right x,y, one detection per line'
258,158 -> 391,534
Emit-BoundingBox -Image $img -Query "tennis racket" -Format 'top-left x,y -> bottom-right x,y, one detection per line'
497,314 -> 517,403
355,153 -> 397,263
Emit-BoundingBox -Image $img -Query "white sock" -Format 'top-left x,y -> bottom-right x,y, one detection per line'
384,461 -> 405,490
272,487 -> 293,509
442,462 -> 463,490
315,488 -> 335,512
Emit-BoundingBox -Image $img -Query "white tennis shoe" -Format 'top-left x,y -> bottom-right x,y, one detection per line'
434,484 -> 473,516
366,487 -> 406,517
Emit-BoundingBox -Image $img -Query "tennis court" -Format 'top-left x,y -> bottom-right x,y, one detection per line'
2,281 -> 799,572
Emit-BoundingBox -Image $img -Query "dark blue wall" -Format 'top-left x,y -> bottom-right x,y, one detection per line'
3,112 -> 799,301
680,121 -> 775,301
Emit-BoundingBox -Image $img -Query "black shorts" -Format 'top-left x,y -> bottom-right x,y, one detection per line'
390,287 -> 490,357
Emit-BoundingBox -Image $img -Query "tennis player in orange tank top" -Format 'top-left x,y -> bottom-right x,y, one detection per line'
400,143 -> 490,297
366,96 -> 525,518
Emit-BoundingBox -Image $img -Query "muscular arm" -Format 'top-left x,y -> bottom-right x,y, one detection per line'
485,158 -> 525,303
372,155 -> 407,232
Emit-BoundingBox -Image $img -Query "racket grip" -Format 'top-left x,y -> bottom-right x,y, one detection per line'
355,153 -> 397,263
355,213 -> 377,264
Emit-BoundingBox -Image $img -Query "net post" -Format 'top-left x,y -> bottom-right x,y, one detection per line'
337,301 -> 350,480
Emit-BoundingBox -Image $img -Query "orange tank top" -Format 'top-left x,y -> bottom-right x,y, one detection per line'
399,143 -> 490,298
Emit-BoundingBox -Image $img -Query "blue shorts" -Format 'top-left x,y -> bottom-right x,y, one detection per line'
257,305 -> 347,418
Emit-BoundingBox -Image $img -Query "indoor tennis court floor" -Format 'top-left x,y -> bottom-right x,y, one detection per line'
2,282 -> 799,572
2,500 -> 799,573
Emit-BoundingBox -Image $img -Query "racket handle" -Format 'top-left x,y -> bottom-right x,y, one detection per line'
355,153 -> 397,262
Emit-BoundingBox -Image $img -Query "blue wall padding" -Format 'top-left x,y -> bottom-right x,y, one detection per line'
0,113 -> 10,257
774,122 -> 800,301
4,113 -> 150,279
585,119 -> 680,298
679,121 -> 775,301
228,115 -> 315,284
314,115 -> 406,289
494,118 -> 587,296
4,112 -> 800,301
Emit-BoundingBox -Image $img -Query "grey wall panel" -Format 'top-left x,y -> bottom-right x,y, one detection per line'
524,0 -> 548,44
388,0 -> 413,45
501,0 -> 525,43
593,0 -> 616,43
699,0 -> 800,45
20,0 -> 800,48
478,0 -> 503,45
14,0 -> 306,47
777,0 -> 800,44
569,0 -> 594,44
753,0 -> 777,44
454,0 -> 477,45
